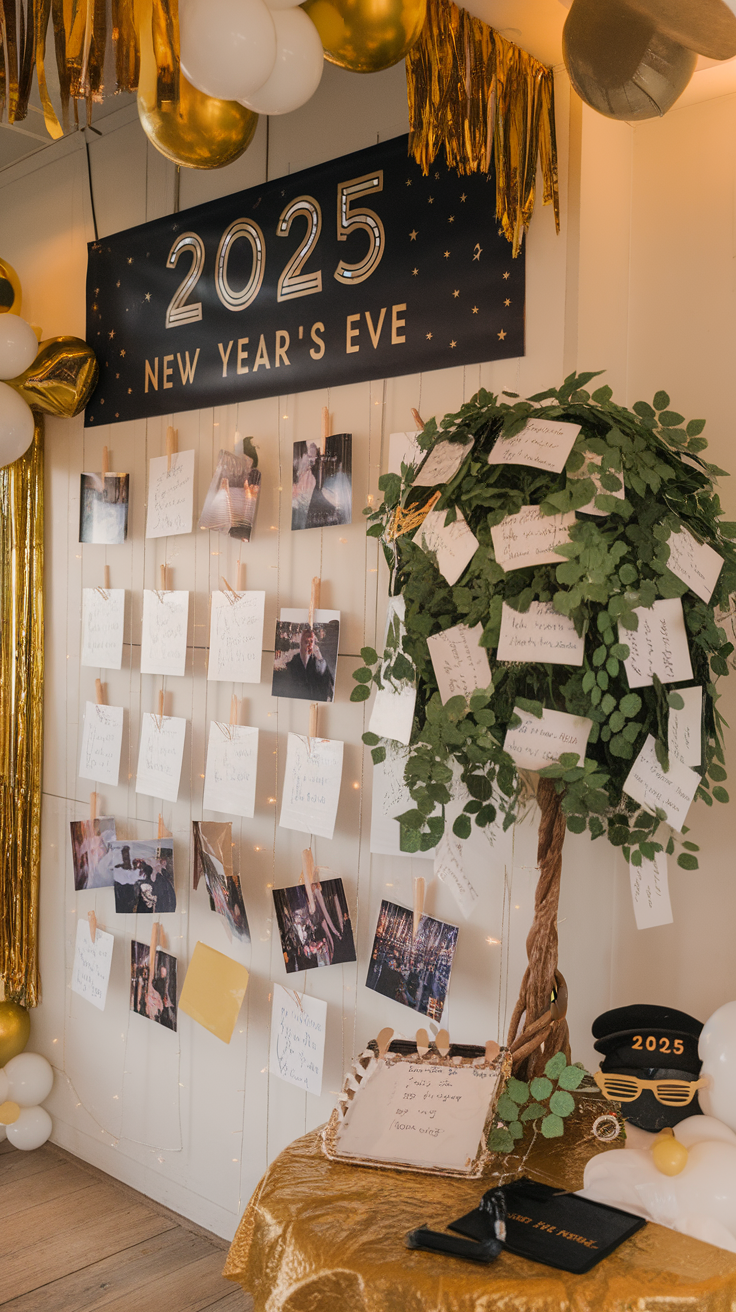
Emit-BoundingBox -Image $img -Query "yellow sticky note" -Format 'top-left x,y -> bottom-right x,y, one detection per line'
179,941 -> 249,1044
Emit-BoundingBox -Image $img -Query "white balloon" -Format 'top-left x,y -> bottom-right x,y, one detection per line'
264,0 -> 303,13
4,1052 -> 54,1107
179,0 -> 276,101
675,1114 -> 736,1150
0,316 -> 37,380
0,381 -> 35,467
240,9 -> 323,116
0,1069 -> 8,1103
7,1105 -> 52,1151
699,1000 -> 736,1130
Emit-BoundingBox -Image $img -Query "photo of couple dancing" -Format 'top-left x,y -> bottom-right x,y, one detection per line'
111,839 -> 176,914
273,876 -> 356,974
130,940 -> 178,1030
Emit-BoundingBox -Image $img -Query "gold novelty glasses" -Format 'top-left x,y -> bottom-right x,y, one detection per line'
594,1070 -> 708,1106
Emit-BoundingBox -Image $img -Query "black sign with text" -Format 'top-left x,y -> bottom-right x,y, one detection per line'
85,134 -> 525,427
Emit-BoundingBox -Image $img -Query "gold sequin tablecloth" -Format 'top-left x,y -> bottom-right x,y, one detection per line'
224,1125 -> 736,1312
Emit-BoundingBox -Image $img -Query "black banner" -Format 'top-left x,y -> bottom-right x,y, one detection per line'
85,134 -> 525,427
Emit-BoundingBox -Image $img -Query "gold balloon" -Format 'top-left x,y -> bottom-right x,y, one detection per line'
0,258 -> 22,316
137,0 -> 258,169
0,1000 -> 30,1066
652,1133 -> 689,1176
305,0 -> 427,73
7,337 -> 99,418
0,1100 -> 20,1125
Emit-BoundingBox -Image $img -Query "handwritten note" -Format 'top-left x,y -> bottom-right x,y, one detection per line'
71,918 -> 114,1011
414,438 -> 474,487
141,590 -> 189,677
570,453 -> 625,516
497,600 -> 585,665
279,733 -> 344,840
417,508 -> 479,586
667,525 -> 723,603
623,734 -> 699,831
504,707 -> 593,771
630,850 -> 673,930
145,450 -> 195,538
135,712 -> 187,803
78,701 -> 124,786
622,598 -> 693,689
427,623 -> 491,703
388,431 -> 422,474
369,683 -> 417,746
208,590 -> 265,684
487,417 -> 581,474
491,506 -> 574,571
668,685 -> 703,768
81,588 -> 125,670
202,721 -> 258,818
269,982 -> 327,1096
434,827 -> 479,919
370,753 -> 436,859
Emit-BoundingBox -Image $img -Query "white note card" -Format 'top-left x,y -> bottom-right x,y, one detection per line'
78,701 -> 124,787
269,983 -> 327,1096
487,417 -> 581,474
630,850 -> 673,930
571,454 -> 625,516
135,712 -> 187,803
369,683 -> 417,746
622,598 -> 693,689
145,450 -> 195,538
71,918 -> 114,1011
81,588 -> 125,670
427,623 -> 491,704
414,438 -> 474,487
497,600 -> 585,665
434,827 -> 479,919
141,590 -> 189,678
203,721 -> 258,818
208,590 -> 265,684
279,733 -> 344,841
504,707 -> 593,771
667,525 -> 723,603
668,685 -> 703,768
623,734 -> 699,831
370,753 -> 436,860
388,431 -> 422,474
491,506 -> 574,572
416,508 -> 479,586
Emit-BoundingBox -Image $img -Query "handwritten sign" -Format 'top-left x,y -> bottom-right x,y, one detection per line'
497,600 -> 585,665
630,850 -> 673,930
78,701 -> 124,787
622,598 -> 693,689
141,590 -> 189,677
208,590 -> 265,684
667,525 -> 723,603
369,683 -> 417,746
623,734 -> 699,831
135,712 -> 187,803
370,753 -> 436,860
202,721 -> 258,818
279,733 -> 344,840
81,588 -> 125,670
416,508 -> 479,586
504,707 -> 593,771
434,827 -> 479,919
71,918 -> 114,1011
427,623 -> 491,704
487,417 -> 581,475
145,450 -> 195,538
668,685 -> 703,768
269,982 -> 327,1096
491,506 -> 574,571
414,438 -> 474,487
570,453 -> 625,516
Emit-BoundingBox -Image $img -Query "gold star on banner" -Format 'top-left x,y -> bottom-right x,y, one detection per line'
120,349 -> 126,357
472,306 -> 479,314
116,373 -> 120,379
95,287 -> 100,295
128,388 -> 133,394
100,397 -> 105,404
91,303 -> 98,312
503,271 -> 510,279
115,413 -> 119,419
504,299 -> 511,307
145,293 -> 151,301
453,290 -> 460,298
444,251 -> 450,258
460,193 -> 467,202
116,280 -> 120,288
428,197 -> 434,204
426,332 -> 433,340
412,268 -> 419,276
450,340 -> 457,348
109,329 -> 115,339
448,216 -> 455,223
127,257 -> 133,264
410,230 -> 418,240
473,245 -> 483,261
498,330 -> 507,340
406,179 -> 412,186
435,171 -> 440,179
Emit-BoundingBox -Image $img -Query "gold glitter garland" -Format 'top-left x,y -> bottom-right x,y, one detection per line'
406,0 -> 560,255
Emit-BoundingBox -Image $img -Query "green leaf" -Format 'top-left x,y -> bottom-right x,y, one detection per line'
521,1102 -> 548,1122
496,1093 -> 520,1122
352,667 -> 373,683
362,732 -> 380,746
506,1077 -> 530,1105
549,1090 -> 576,1118
713,786 -> 730,803
530,1077 -> 553,1101
677,853 -> 699,870
541,1113 -> 565,1139
653,391 -> 670,411
566,815 -> 586,834
452,814 -> 472,840
659,410 -> 685,428
350,685 -> 371,702
544,1051 -> 568,1080
488,1127 -> 515,1153
620,693 -> 642,718
371,746 -> 386,765
557,1063 -> 586,1091
360,646 -> 379,665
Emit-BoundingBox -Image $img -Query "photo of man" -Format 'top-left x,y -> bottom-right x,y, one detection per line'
273,877 -> 356,973
271,610 -> 340,704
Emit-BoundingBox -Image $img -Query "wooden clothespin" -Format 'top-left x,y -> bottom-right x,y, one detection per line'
321,406 -> 330,455
157,812 -> 170,839
484,1040 -> 501,1064
308,576 -> 320,628
160,563 -> 168,592
230,694 -> 238,726
300,848 -> 319,913
87,910 -> 97,943
101,445 -> 109,479
90,791 -> 97,821
376,1027 -> 394,1059
411,408 -> 425,431
236,559 -> 245,592
149,921 -> 159,971
415,1027 -> 430,1058
412,875 -> 425,941
103,565 -> 110,591
435,1028 -> 451,1058
166,425 -> 177,473
308,703 -> 318,740
157,689 -> 165,722
95,678 -> 105,705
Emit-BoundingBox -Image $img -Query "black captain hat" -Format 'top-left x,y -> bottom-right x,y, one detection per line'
593,1004 -> 702,1072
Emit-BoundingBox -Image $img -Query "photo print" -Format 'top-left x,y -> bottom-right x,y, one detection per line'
192,821 -> 250,942
110,838 -> 176,914
69,816 -> 117,891
272,877 -> 356,973
292,433 -> 352,530
365,900 -> 458,1021
198,449 -> 261,541
79,472 -> 129,544
271,608 -> 340,703
130,940 -> 178,1031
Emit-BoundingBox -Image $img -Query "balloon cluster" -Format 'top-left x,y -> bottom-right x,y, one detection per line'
0,1000 -> 53,1153
0,262 -> 40,468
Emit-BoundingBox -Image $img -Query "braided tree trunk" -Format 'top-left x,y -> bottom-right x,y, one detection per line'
506,778 -> 571,1079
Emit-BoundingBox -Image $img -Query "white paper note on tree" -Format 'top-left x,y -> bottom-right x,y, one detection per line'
497,601 -> 585,665
71,918 -> 114,1011
279,733 -> 344,840
491,506 -> 574,571
369,753 -> 436,859
668,685 -> 703,768
414,438 -> 474,486
416,508 -> 479,586
504,707 -> 593,771
388,431 -> 422,474
434,826 -> 479,919
78,701 -> 124,786
141,590 -> 189,677
146,450 -> 195,538
208,590 -> 265,683
630,851 -> 673,930
621,598 -> 693,689
81,588 -> 125,670
369,683 -> 417,746
202,721 -> 258,818
667,526 -> 723,603
623,734 -> 699,831
269,983 -> 327,1096
569,454 -> 625,516
135,712 -> 187,803
427,623 -> 491,703
487,417 -> 581,474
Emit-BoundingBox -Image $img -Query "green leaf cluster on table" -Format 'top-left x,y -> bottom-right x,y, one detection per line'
357,374 -> 736,867
488,1052 -> 587,1150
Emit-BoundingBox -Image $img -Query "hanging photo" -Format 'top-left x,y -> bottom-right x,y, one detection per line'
192,821 -> 250,942
272,877 -> 356,973
79,471 -> 129,544
69,816 -> 117,891
292,433 -> 352,531
110,838 -> 176,914
366,900 -> 458,1021
271,608 -> 340,703
198,450 -> 261,541
130,941 -> 178,1031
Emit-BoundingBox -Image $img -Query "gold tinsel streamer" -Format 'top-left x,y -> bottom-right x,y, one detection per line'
406,0 -> 560,255
0,421 -> 43,1007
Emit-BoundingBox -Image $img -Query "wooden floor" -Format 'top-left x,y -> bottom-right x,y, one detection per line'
0,1137 -> 252,1311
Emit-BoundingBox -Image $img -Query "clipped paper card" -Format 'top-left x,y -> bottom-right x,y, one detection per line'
370,753 -> 436,860
667,526 -> 723,603
622,598 -> 693,689
623,734 -> 699,831
417,508 -> 479,586
179,941 -> 249,1044
78,701 -> 124,786
630,850 -> 673,930
434,827 -> 479,919
388,431 -> 422,474
669,685 -> 703,768
81,588 -> 125,670
202,721 -> 258,818
487,417 -> 581,474
141,589 -> 189,677
279,732 -> 344,840
272,608 -> 340,704
504,707 -> 593,771
414,438 -> 474,487
369,683 -> 416,746
491,506 -> 574,571
208,590 -> 265,683
146,450 -> 195,538
135,712 -> 187,803
497,600 -> 585,665
71,918 -> 114,1011
269,982 -> 327,1096
571,454 -> 625,516
427,623 -> 491,704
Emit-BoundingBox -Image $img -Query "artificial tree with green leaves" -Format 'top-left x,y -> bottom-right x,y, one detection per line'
353,372 -> 736,1079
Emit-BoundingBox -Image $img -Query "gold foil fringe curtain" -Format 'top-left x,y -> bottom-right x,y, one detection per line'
0,422 -> 43,1007
406,0 -> 560,254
